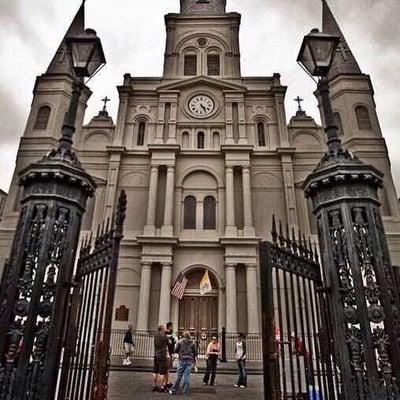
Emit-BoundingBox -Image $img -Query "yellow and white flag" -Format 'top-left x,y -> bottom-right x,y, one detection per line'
200,270 -> 212,296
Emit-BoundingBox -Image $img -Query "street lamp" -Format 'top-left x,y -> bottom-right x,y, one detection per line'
58,28 -> 106,154
297,28 -> 341,154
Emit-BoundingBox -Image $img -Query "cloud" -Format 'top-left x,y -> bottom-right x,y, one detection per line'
0,0 -> 399,193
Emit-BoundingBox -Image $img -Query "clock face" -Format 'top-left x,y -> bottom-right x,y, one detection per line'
189,95 -> 214,117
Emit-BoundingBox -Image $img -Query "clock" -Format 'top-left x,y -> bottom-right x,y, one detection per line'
189,95 -> 215,117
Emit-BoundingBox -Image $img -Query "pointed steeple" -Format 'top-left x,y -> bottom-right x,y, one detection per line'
46,2 -> 85,75
322,0 -> 361,79
180,0 -> 226,14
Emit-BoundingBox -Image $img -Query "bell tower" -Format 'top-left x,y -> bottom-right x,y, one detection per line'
320,0 -> 399,217
164,0 -> 240,78
180,0 -> 226,14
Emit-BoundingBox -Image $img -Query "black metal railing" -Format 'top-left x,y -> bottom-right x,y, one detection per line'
108,329 -> 263,361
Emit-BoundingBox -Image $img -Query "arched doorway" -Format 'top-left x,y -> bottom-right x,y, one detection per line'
178,268 -> 219,356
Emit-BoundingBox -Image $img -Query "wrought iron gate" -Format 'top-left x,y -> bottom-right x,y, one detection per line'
57,191 -> 126,400
260,217 -> 337,400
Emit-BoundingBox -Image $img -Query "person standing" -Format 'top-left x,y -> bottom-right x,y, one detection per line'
165,321 -> 176,389
202,335 -> 220,386
153,325 -> 170,392
122,324 -> 134,366
168,331 -> 197,396
234,333 -> 247,388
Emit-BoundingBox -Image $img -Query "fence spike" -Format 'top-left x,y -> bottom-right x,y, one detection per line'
285,223 -> 291,250
291,227 -> 298,253
278,220 -> 284,247
309,237 -> 314,258
271,215 -> 278,243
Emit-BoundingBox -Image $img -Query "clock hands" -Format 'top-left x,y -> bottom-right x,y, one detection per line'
200,103 -> 207,113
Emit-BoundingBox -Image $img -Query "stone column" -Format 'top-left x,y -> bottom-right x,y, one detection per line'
225,264 -> 237,332
136,262 -> 152,331
159,263 -> 172,324
161,166 -> 175,236
225,166 -> 237,236
242,166 -> 255,236
144,165 -> 159,236
246,264 -> 260,333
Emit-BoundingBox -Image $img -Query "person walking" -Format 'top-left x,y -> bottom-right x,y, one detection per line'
234,333 -> 247,388
153,325 -> 170,392
202,335 -> 220,386
168,331 -> 197,397
122,324 -> 134,366
165,321 -> 176,389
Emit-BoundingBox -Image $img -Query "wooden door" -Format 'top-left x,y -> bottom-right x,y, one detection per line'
179,296 -> 218,332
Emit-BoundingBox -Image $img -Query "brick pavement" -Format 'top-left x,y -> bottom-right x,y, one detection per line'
108,370 -> 264,399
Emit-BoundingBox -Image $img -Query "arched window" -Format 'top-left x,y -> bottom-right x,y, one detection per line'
207,52 -> 220,76
355,106 -> 372,130
197,131 -> 205,149
212,131 -> 220,148
203,196 -> 216,230
34,106 -> 51,130
184,51 -> 197,76
333,112 -> 344,136
182,131 -> 190,149
257,122 -> 266,147
137,121 -> 146,146
184,196 -> 196,229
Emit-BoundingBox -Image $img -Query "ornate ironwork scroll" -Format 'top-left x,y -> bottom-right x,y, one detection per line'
58,190 -> 126,400
260,216 -> 337,400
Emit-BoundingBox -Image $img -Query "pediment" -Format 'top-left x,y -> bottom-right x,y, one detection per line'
157,75 -> 246,93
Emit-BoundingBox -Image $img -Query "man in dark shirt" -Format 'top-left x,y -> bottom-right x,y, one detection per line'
153,325 -> 170,392
165,321 -> 176,389
123,324 -> 134,366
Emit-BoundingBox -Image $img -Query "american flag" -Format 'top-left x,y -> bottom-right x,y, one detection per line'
171,273 -> 188,300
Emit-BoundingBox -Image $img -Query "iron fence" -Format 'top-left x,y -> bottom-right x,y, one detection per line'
108,329 -> 263,361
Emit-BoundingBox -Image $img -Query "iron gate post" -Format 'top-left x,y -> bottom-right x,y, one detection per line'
260,241 -> 280,400
303,79 -> 400,399
0,82 -> 96,399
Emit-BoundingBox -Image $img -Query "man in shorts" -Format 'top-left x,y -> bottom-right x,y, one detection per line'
153,325 -> 170,392
165,321 -> 176,389
123,324 -> 134,365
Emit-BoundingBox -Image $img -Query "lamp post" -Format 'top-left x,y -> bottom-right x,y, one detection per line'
0,27 -> 106,400
299,29 -> 400,399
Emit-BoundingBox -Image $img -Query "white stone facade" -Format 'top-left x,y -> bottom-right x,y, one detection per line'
1,0 -> 400,335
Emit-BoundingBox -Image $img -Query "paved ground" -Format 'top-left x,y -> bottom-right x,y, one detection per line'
108,370 -> 264,399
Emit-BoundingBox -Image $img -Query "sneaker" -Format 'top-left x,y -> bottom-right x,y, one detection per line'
168,389 -> 175,395
240,385 -> 246,388
202,382 -> 208,386
234,384 -> 240,388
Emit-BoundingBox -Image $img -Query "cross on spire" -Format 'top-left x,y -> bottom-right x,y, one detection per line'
101,96 -> 111,112
294,96 -> 304,112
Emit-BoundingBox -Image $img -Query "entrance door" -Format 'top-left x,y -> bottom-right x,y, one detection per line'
179,295 -> 218,357
179,296 -> 218,332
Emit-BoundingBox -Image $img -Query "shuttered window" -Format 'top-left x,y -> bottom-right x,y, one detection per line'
355,106 -> 372,130
184,53 -> 197,76
137,122 -> 146,146
207,53 -> 220,76
257,122 -> 266,146
197,132 -> 205,149
203,196 -> 216,230
34,106 -> 51,130
184,196 -> 196,229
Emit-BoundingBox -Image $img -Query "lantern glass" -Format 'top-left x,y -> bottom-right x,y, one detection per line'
297,29 -> 339,77
67,29 -> 106,78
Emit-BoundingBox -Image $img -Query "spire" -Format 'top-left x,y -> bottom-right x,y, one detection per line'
46,2 -> 85,75
180,0 -> 226,14
322,0 -> 361,79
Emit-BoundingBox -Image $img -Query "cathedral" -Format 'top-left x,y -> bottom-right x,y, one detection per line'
0,0 -> 399,337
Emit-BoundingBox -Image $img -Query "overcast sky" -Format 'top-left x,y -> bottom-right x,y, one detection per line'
0,0 -> 399,194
